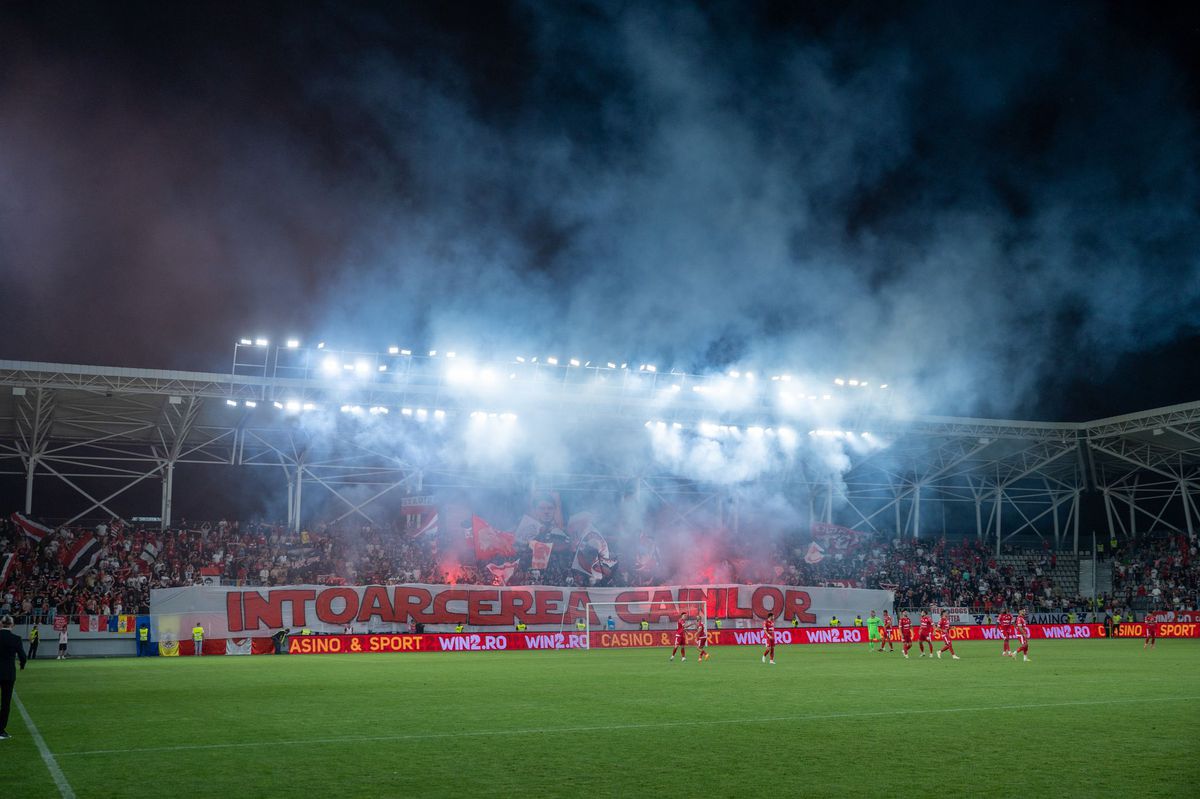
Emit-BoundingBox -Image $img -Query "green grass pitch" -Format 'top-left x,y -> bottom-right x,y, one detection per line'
7,640 -> 1199,798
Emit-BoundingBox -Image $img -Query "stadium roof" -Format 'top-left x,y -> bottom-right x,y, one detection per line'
2,358 -> 1197,549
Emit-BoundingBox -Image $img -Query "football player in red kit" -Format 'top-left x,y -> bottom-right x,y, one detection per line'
878,611 -> 895,652
1143,615 -> 1156,650
997,610 -> 1015,656
669,612 -> 689,661
1014,609 -> 1031,661
917,611 -> 934,656
695,618 -> 710,662
762,612 -> 776,664
936,611 -> 960,659
899,613 -> 914,658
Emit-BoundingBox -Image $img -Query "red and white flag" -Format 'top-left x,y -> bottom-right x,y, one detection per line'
11,512 -> 53,543
472,516 -> 516,560
804,542 -> 825,564
572,529 -> 616,581
0,552 -> 15,587
411,513 -> 439,540
486,560 -> 520,586
60,532 -> 102,577
226,638 -> 253,655
529,540 -> 553,570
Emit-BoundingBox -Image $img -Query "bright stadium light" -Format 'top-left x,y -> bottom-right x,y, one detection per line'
285,401 -> 301,412
355,360 -> 371,376
273,401 -> 284,409
239,338 -> 252,346
401,408 -> 413,416
569,358 -> 580,367
516,356 -> 526,363
429,350 -> 437,357
645,364 -> 657,372
286,339 -> 300,349
416,408 -> 428,420
547,357 -> 558,365
321,356 -> 339,375
378,364 -> 388,372
317,342 -> 325,349
225,399 -> 237,407
834,378 -> 845,386
400,349 -> 412,356
388,346 -> 400,355
607,362 -> 617,369
244,400 -> 257,408
446,352 -> 457,359
434,409 -> 446,420
255,338 -> 269,347
500,413 -> 517,422
880,383 -> 889,389
729,370 -> 740,378
848,379 -> 859,386
302,402 -> 316,411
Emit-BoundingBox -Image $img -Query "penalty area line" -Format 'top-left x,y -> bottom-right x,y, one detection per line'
15,692 -> 77,799
55,694 -> 1200,759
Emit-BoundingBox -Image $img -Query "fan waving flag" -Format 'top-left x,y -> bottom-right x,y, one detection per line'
472,516 -> 516,560
486,560 -> 520,586
60,532 -> 102,578
529,539 -> 554,570
11,512 -> 53,543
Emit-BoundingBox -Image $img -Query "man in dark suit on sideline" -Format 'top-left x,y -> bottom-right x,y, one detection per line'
1,614 -> 29,740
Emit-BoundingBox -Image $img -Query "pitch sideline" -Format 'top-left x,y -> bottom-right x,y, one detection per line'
15,692 -> 77,799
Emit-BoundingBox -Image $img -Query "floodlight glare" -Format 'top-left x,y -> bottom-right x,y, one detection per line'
516,356 -> 526,363
446,352 -> 456,359
645,365 -> 657,372
569,358 -> 580,367
400,349 -> 412,356
285,401 -> 301,412
672,422 -> 682,429
433,409 -> 446,419
834,378 -> 845,385
388,346 -> 400,355
429,350 -> 437,357
416,408 -> 428,420
321,356 -> 339,375
302,403 -> 316,411
317,342 -> 325,349
255,338 -> 269,347
239,338 -> 252,346
880,383 -> 889,389
286,339 -> 300,349
500,413 -> 517,422
401,408 -> 413,416
546,357 -> 558,365
355,360 -> 370,375
244,400 -> 257,408
729,370 -> 740,378
848,379 -> 859,386
225,399 -> 237,407
273,401 -> 284,409
378,364 -> 388,372
607,362 -> 616,369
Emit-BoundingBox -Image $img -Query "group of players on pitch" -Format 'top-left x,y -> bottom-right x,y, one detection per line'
664,607 -> 1079,664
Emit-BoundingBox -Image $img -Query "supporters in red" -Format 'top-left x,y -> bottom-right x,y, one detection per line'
762,612 -> 775,664
695,618 -> 709,662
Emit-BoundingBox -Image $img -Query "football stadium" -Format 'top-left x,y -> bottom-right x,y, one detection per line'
2,3 -> 1200,798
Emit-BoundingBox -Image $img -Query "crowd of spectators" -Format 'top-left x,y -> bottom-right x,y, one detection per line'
2,511 -> 1196,625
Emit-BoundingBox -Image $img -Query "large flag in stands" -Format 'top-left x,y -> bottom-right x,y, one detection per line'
0,552 -> 16,587
472,516 -> 516,560
486,560 -> 520,585
529,539 -> 553,570
60,533 -> 102,577
11,511 -> 53,543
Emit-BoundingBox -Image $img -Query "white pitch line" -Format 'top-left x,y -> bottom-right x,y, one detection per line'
55,694 -> 1199,758
15,692 -> 77,799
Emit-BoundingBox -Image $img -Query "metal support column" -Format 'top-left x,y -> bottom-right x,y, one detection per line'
160,461 -> 175,530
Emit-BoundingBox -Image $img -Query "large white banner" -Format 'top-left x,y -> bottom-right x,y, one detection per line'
150,583 -> 894,639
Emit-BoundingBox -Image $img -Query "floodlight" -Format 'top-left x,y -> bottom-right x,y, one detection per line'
317,342 -> 325,349
321,356 -> 339,375
771,375 -> 780,381
446,352 -> 456,359
273,401 -> 284,409
672,422 -> 682,429
848,379 -> 859,386
781,375 -> 791,382
340,405 -> 351,413
880,383 -> 888,389
401,408 -> 413,416
285,401 -> 301,412
400,349 -> 411,356
239,338 -> 252,346
822,394 -> 831,400
744,372 -> 754,380
569,359 -> 580,367
834,378 -> 845,385
729,370 -> 740,378
547,357 -> 558,365
429,350 -> 437,357
748,426 -> 764,435
500,413 -> 517,422
670,384 -> 681,392
302,403 -> 316,411
286,339 -> 300,349
378,364 -> 388,372
244,400 -> 257,408
607,362 -> 616,369
255,338 -> 269,347
645,364 -> 657,372
620,363 -> 628,369
225,399 -> 237,407
516,356 -> 526,363
388,346 -> 399,355
434,409 -> 446,420
416,408 -> 428,420
355,360 -> 371,375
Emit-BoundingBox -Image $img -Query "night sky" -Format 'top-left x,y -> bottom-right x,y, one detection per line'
2,1 -> 1198,422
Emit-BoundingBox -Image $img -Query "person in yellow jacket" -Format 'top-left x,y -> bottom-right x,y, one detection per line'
830,616 -> 841,627
191,622 -> 205,656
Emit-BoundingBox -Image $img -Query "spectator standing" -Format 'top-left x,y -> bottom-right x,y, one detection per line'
57,627 -> 68,660
0,615 -> 29,740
